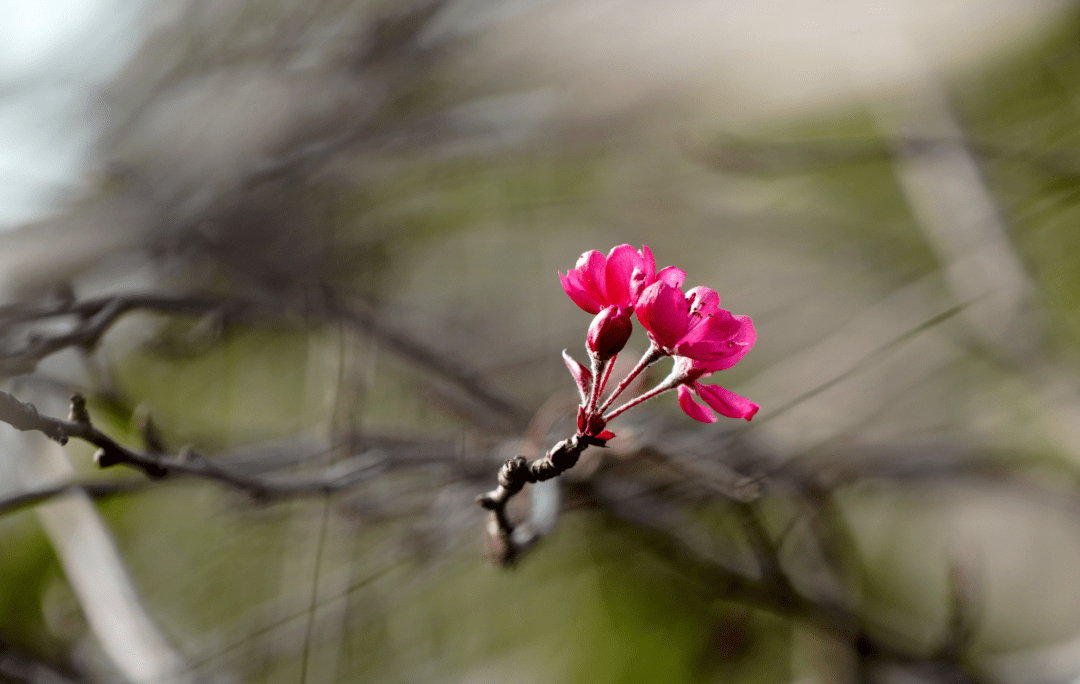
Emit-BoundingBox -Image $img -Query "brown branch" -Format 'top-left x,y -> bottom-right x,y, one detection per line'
0,294 -> 260,377
587,477 -> 993,684
0,289 -> 531,431
0,478 -> 150,517
330,296 -> 533,431
0,391 -> 387,499
475,433 -> 604,565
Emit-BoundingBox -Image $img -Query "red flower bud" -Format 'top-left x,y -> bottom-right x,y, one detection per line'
587,305 -> 632,360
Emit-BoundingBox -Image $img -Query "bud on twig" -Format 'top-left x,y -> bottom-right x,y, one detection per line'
587,305 -> 632,360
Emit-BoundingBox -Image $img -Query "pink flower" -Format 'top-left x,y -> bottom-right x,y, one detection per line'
560,245 -> 759,429
560,245 -> 685,314
674,356 -> 759,423
635,282 -> 755,368
635,281 -> 758,422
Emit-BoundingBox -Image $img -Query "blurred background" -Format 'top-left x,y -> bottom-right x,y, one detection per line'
2,0 -> 1080,682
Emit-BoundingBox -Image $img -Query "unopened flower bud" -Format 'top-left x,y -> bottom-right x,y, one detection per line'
587,305 -> 632,360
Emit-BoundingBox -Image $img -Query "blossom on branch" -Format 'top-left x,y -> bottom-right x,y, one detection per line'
482,244 -> 760,563
560,244 -> 758,433
559,244 -> 684,314
673,355 -> 760,422
577,406 -> 614,442
619,279 -> 758,423
636,282 -> 755,366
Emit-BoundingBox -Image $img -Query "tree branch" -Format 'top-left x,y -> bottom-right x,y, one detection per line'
0,391 -> 387,499
475,433 -> 605,565
0,289 -> 532,431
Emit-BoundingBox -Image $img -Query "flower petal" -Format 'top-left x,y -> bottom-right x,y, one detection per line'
675,311 -> 756,370
635,281 -> 690,349
678,384 -> 716,423
701,314 -> 756,371
639,245 -> 656,282
604,244 -> 639,306
577,250 -> 608,305
629,244 -> 657,303
686,286 -> 720,318
560,271 -> 603,314
694,383 -> 759,421
657,266 -> 686,289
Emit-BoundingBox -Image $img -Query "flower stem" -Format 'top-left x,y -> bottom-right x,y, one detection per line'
599,344 -> 664,414
586,356 -> 611,416
597,360 -> 615,405
603,371 -> 682,421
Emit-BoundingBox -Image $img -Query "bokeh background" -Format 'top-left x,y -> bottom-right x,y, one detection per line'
3,1 -> 1080,682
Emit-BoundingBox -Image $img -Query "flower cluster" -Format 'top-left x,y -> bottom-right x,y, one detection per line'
560,244 -> 758,442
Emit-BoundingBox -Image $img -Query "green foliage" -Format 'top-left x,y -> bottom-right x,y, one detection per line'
0,513 -> 67,659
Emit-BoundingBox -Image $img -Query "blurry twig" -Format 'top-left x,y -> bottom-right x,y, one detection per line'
0,391 -> 385,497
751,301 -> 969,427
696,135 -> 1080,182
186,557 -> 407,676
0,637 -> 86,684
0,293 -> 261,377
587,476 -> 992,684
733,501 -> 790,588
329,294 -> 533,431
937,555 -> 984,661
299,496 -> 332,684
0,288 -> 531,430
0,477 -> 150,517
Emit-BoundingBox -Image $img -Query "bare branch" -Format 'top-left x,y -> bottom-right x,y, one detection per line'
0,391 -> 388,499
0,288 -> 531,434
475,433 -> 606,565
587,477 -> 992,684
0,293 -> 260,377
329,296 -> 533,431
0,478 -> 150,517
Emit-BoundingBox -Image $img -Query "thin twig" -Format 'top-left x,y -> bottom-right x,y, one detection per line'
330,296 -> 533,430
0,478 -> 150,517
589,479 -> 993,684
0,288 -> 531,432
299,496 -> 332,684
0,391 -> 386,498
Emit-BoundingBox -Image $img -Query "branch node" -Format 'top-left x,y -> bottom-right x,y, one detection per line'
484,527 -> 517,567
477,434 -> 594,566
135,411 -> 167,454
475,493 -> 499,510
68,394 -> 91,425
497,456 -> 531,492
140,460 -> 170,480
93,447 -> 123,469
